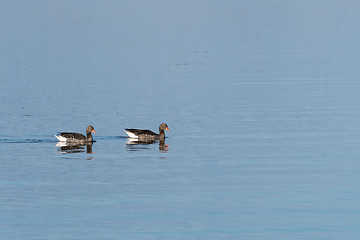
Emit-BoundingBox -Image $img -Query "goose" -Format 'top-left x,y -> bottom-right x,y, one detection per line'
124,123 -> 169,140
55,125 -> 96,143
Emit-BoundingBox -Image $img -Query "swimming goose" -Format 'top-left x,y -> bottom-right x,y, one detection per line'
124,123 -> 169,140
55,125 -> 96,143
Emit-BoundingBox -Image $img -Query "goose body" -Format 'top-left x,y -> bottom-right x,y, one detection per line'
124,123 -> 169,140
55,125 -> 96,143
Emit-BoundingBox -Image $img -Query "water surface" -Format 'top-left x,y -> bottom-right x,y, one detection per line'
1,1 -> 360,239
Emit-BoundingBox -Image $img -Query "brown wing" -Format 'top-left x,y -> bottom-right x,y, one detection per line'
59,132 -> 86,140
125,129 -> 157,137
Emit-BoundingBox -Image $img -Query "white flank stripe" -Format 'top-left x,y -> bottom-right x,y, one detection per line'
55,134 -> 68,142
124,130 -> 138,139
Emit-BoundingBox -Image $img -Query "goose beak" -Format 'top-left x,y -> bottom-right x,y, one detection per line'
92,130 -> 96,133
165,127 -> 170,131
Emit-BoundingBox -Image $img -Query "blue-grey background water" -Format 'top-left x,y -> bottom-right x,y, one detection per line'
1,1 -> 360,239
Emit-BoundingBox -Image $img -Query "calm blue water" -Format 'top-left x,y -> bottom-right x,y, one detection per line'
1,1 -> 360,239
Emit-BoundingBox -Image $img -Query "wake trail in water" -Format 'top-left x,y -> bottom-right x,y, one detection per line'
0,138 -> 56,144
0,135 -> 128,143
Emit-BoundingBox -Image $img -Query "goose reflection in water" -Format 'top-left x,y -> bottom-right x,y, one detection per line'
56,141 -> 93,154
126,139 -> 168,152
